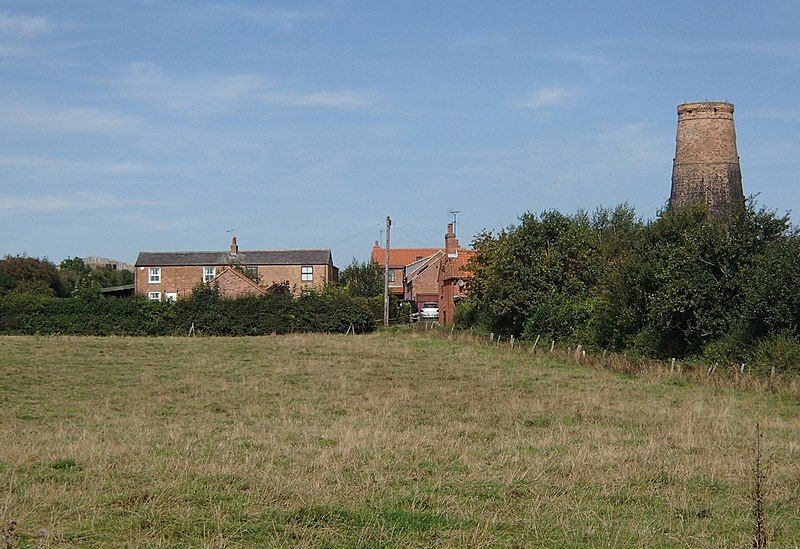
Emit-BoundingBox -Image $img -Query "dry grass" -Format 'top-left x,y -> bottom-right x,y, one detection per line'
1,332 -> 798,547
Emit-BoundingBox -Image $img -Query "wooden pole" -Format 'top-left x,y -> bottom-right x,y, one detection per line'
383,216 -> 391,327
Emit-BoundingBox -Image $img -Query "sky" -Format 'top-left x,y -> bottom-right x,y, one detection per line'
2,1 -> 800,266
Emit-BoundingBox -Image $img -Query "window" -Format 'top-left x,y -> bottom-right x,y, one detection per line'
388,270 -> 395,283
245,266 -> 258,277
148,291 -> 161,301
148,267 -> 161,283
203,266 -> 216,283
301,265 -> 313,281
164,292 -> 177,303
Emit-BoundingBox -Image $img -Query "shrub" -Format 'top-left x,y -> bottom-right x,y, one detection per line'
0,286 -> 376,336
521,292 -> 593,343
746,334 -> 800,378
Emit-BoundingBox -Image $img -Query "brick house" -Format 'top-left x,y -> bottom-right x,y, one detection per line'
370,243 -> 441,297
404,251 -> 443,306
438,223 -> 476,325
135,238 -> 337,301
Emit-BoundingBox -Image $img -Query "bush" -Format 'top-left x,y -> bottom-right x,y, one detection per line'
521,292 -> 593,343
746,334 -> 800,378
0,286 -> 376,336
463,200 -> 800,363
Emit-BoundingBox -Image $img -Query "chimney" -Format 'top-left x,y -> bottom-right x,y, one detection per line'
445,223 -> 459,258
374,240 -> 379,247
230,236 -> 238,254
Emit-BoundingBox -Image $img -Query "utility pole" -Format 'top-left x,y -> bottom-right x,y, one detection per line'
383,216 -> 391,327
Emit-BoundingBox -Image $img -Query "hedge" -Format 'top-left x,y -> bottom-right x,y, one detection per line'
0,290 -> 376,336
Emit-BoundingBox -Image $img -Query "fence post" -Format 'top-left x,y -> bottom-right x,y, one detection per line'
531,334 -> 540,353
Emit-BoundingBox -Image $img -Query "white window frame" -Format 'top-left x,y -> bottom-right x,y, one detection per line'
388,270 -> 395,283
301,265 -> 313,282
164,292 -> 177,303
148,267 -> 161,283
203,266 -> 216,283
148,291 -> 161,301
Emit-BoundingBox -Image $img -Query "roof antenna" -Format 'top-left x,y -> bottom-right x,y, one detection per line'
226,228 -> 238,251
448,209 -> 461,236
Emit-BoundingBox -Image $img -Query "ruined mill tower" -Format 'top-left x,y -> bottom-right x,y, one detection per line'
670,101 -> 744,216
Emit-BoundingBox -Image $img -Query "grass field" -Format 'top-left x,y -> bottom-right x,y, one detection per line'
1,333 -> 799,547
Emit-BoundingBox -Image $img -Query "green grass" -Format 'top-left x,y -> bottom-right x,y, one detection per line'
0,333 -> 798,547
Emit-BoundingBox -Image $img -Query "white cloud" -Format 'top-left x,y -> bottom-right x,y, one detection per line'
117,62 -> 265,113
733,41 -> 800,58
0,193 -> 155,215
120,213 -> 188,231
0,155 -> 149,174
117,63 -> 376,112
261,90 -> 376,110
0,102 -> 145,134
515,87 -> 580,109
209,4 -> 325,30
0,45 -> 35,58
0,13 -> 54,36
538,51 -> 607,65
450,35 -> 509,49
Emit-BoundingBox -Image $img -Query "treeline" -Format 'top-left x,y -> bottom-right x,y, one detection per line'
0,284 -> 376,336
458,201 -> 800,377
0,255 -> 134,298
0,254 -> 387,336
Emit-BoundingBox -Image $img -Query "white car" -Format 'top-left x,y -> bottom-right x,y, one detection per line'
419,302 -> 439,320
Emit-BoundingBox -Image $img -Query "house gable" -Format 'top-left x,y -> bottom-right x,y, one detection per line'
211,268 -> 267,298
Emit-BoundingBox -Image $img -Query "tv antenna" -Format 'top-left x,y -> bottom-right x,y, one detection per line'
448,209 -> 461,235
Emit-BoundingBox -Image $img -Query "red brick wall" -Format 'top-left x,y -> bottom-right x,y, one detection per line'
135,263 -> 334,299
215,270 -> 264,298
406,262 -> 440,304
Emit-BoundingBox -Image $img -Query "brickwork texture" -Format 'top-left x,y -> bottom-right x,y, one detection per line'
670,101 -> 744,216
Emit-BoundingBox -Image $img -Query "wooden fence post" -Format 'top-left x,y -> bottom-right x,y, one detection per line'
531,334 -> 540,353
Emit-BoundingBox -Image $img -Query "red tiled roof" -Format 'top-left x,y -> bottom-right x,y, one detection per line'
441,250 -> 477,280
371,247 -> 442,268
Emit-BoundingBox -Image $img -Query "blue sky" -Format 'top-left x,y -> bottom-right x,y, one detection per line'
2,1 -> 800,266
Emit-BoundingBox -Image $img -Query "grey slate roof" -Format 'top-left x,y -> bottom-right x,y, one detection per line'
135,249 -> 333,267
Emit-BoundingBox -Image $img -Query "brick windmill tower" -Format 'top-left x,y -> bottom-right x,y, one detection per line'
670,101 -> 744,217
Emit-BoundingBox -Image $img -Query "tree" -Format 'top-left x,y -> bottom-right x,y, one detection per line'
59,257 -> 135,297
338,259 -> 383,298
592,201 -> 791,357
0,255 -> 66,297
59,257 -> 92,296
466,205 -> 640,338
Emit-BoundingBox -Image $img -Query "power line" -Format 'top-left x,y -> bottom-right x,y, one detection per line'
326,222 -> 383,249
